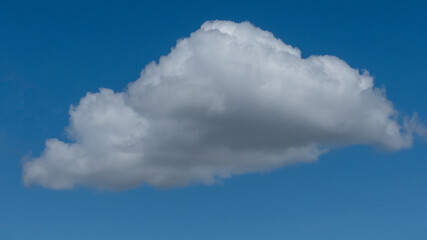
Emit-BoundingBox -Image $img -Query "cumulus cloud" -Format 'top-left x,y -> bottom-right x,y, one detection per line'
23,20 -> 424,190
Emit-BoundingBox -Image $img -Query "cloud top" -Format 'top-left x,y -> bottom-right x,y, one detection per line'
23,20 -> 424,190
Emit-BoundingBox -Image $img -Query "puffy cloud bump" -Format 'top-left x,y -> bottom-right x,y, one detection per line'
23,20 -> 424,190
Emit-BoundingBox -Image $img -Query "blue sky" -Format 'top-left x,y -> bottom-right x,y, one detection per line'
1,0 -> 426,239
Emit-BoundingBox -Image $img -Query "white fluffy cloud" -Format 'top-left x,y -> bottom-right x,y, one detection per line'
23,20 -> 424,190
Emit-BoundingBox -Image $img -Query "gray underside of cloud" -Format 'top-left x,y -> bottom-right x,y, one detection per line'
23,20 -> 425,190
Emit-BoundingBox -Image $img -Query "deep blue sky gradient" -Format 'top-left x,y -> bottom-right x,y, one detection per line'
1,0 -> 426,239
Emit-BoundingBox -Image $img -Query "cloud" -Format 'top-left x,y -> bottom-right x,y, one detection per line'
23,20 -> 424,190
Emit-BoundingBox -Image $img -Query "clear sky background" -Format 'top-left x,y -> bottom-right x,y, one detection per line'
1,0 -> 426,239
